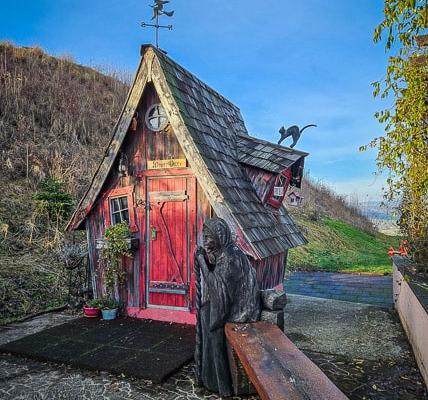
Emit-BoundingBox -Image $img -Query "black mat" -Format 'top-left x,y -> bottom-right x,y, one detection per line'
0,317 -> 196,383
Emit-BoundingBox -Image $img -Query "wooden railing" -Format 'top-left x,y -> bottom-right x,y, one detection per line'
225,322 -> 349,400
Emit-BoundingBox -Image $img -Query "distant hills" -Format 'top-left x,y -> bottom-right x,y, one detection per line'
351,201 -> 399,235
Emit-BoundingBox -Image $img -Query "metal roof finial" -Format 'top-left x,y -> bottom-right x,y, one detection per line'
141,0 -> 174,49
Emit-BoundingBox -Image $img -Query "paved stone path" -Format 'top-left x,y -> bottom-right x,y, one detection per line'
283,271 -> 393,308
0,353 -> 226,400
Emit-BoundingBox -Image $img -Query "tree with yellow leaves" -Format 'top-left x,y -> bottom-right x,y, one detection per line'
362,1 -> 427,275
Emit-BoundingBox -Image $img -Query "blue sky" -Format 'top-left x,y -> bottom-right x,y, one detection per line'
1,0 -> 391,202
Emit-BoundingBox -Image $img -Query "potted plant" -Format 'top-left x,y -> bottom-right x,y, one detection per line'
98,296 -> 119,320
98,221 -> 134,320
83,298 -> 102,317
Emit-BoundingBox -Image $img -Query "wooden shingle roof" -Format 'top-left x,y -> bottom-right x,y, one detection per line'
237,134 -> 308,174
237,134 -> 308,187
67,45 -> 308,259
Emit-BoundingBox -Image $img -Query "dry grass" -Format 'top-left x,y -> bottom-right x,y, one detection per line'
294,173 -> 376,235
0,42 -> 129,197
0,42 -> 129,323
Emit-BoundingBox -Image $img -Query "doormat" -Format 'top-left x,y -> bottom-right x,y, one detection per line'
0,316 -> 196,383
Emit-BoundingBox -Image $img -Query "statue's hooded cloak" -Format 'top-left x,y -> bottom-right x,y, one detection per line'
197,217 -> 261,396
202,217 -> 261,329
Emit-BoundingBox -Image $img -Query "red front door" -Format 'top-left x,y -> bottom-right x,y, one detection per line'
146,176 -> 193,310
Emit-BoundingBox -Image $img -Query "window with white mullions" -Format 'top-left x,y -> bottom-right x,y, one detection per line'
110,196 -> 130,225
266,169 -> 292,208
272,174 -> 288,202
103,186 -> 137,232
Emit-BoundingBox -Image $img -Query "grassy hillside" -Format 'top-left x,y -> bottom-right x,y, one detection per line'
287,215 -> 397,275
286,176 -> 399,275
0,43 -> 400,324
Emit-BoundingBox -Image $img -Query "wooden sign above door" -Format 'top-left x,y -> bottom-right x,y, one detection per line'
147,158 -> 187,170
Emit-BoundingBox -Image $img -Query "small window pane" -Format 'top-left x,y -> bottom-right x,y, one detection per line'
278,175 -> 286,186
111,198 -> 119,212
112,213 -> 121,225
121,209 -> 129,222
273,186 -> 284,197
119,197 -> 128,209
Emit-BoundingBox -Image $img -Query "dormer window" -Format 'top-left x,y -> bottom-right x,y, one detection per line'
266,170 -> 292,208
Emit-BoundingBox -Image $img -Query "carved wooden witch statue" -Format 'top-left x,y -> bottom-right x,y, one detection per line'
194,217 -> 261,396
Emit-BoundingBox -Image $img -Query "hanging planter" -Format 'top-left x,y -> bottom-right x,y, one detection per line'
96,237 -> 138,250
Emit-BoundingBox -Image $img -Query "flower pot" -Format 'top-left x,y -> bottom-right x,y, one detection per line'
101,308 -> 118,320
83,306 -> 101,318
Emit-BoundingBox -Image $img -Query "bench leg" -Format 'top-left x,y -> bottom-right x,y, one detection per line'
227,341 -> 258,396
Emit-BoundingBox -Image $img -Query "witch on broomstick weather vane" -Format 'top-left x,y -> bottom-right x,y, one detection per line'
141,0 -> 174,49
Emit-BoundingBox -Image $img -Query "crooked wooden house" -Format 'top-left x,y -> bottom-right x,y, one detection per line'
67,45 -> 308,324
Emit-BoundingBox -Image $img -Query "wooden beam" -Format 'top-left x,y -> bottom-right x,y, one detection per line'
225,322 -> 348,400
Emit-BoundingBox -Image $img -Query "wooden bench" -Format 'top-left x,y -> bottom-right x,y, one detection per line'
225,322 -> 349,400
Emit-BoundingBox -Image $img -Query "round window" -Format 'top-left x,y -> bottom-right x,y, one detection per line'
145,103 -> 168,131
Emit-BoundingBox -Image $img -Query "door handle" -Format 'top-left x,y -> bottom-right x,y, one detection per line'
151,226 -> 157,240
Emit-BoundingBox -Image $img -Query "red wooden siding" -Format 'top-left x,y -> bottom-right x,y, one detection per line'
250,252 -> 288,290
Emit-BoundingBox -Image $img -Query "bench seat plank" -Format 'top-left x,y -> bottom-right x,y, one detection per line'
225,322 -> 348,400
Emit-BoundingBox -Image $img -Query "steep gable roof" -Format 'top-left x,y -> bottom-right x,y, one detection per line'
67,44 -> 308,259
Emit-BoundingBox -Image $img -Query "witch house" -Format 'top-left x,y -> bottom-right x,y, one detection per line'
67,45 -> 308,324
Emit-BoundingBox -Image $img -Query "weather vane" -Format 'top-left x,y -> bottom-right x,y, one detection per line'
141,0 -> 174,49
